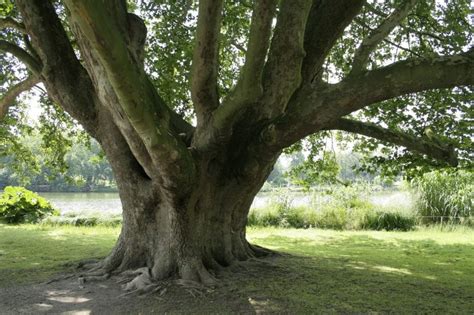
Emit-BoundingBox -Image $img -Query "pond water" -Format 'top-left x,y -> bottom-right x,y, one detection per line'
39,190 -> 414,217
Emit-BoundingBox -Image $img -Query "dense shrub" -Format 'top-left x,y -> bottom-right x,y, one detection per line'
413,170 -> 473,224
0,186 -> 59,223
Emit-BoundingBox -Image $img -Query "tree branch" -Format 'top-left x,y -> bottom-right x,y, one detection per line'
353,17 -> 423,58
0,17 -> 26,33
0,40 -> 41,74
329,118 -> 458,166
265,50 -> 474,153
260,0 -> 313,118
236,0 -> 277,101
208,0 -> 277,139
332,49 -> 474,118
351,0 -> 417,75
302,0 -> 365,83
364,4 -> 444,42
0,75 -> 40,120
64,0 -> 196,190
191,0 -> 223,124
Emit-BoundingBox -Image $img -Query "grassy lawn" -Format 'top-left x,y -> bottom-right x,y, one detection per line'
1,224 -> 473,313
0,224 -> 119,286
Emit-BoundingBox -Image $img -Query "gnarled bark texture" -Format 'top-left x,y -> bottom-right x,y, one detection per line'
102,154 -> 276,283
5,0 -> 473,286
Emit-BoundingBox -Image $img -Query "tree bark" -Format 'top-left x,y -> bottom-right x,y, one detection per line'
97,119 -> 277,284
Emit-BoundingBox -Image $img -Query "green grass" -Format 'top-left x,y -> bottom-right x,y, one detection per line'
1,224 -> 473,313
245,227 -> 474,313
0,224 -> 119,285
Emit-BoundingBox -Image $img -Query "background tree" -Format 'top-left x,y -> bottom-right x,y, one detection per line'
1,0 -> 472,289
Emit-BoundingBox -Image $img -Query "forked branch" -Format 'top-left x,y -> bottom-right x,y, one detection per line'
351,0 -> 417,75
329,118 -> 458,166
0,75 -> 40,120
64,0 -> 196,190
210,0 -> 277,135
15,0 -> 98,133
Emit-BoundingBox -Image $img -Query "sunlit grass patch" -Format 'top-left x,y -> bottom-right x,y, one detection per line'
0,224 -> 119,285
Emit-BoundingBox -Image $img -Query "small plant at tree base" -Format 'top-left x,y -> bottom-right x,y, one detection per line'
0,186 -> 59,224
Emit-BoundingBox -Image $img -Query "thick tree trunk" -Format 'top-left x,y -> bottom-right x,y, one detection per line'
98,136 -> 275,284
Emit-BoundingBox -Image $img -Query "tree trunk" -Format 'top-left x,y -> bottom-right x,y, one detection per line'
99,132 -> 276,284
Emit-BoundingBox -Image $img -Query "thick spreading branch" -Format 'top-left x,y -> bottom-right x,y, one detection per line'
330,118 -> 458,166
64,0 -> 196,190
15,0 -> 98,134
191,0 -> 223,124
301,0 -> 365,83
0,75 -> 40,120
260,0 -> 312,118
266,50 -> 474,152
0,17 -> 26,33
0,40 -> 41,74
333,50 -> 474,118
351,0 -> 417,75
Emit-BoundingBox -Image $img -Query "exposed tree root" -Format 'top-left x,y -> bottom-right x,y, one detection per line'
43,274 -> 76,284
78,273 -> 110,285
61,258 -> 101,270
175,279 -> 215,298
121,268 -> 153,291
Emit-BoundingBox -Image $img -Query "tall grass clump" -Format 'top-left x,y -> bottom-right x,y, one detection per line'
362,211 -> 416,231
248,195 -> 316,228
413,170 -> 473,225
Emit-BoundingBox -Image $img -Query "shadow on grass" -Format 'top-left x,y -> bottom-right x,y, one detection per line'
234,234 -> 474,313
1,226 -> 473,313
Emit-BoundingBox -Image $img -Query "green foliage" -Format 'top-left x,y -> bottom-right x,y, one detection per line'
288,151 -> 341,190
297,0 -> 473,179
0,135 -> 115,192
413,169 -> 473,224
248,185 -> 416,231
0,186 -> 59,223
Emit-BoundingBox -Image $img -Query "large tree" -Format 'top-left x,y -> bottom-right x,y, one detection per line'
1,0 -> 473,288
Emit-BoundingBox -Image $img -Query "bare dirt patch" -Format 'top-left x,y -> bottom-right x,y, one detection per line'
0,259 -> 283,314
